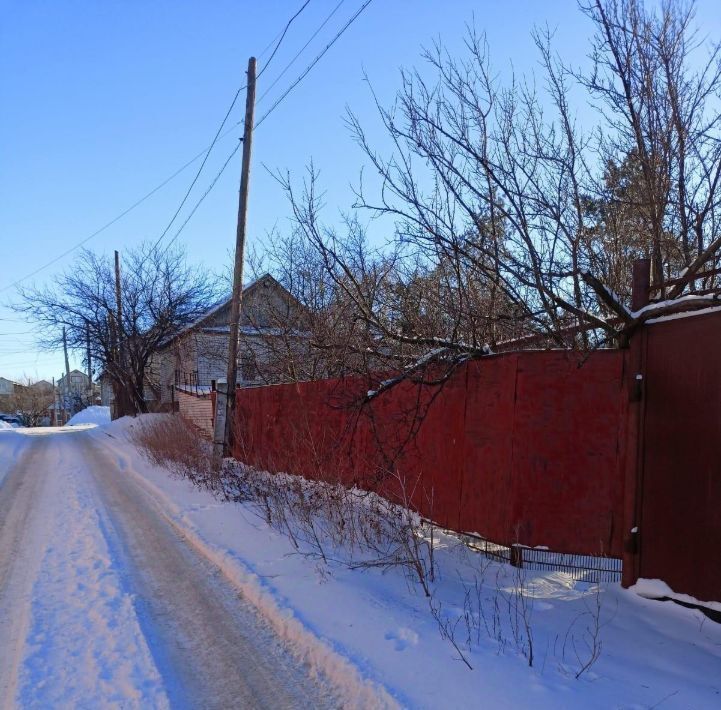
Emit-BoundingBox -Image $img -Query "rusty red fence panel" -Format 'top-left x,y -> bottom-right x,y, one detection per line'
232,349 -> 628,558
638,310 -> 721,602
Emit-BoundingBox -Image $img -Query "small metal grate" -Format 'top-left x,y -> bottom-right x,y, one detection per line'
456,532 -> 622,583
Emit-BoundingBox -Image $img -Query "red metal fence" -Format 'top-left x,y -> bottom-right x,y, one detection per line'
227,309 -> 721,601
633,310 -> 721,602
233,349 -> 628,558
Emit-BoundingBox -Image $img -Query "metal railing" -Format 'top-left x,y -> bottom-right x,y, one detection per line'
455,531 -> 622,583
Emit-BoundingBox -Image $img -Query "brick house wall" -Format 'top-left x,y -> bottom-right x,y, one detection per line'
176,389 -> 213,436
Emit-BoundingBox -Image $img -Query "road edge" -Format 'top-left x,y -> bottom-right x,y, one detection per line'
91,430 -> 400,710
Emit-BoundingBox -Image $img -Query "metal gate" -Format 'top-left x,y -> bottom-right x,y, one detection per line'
637,310 -> 721,602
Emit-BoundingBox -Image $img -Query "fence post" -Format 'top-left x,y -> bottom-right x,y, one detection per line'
510,544 -> 524,568
622,333 -> 647,589
631,259 -> 651,312
213,380 -> 228,458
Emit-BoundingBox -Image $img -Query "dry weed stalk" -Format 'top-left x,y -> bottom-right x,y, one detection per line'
134,416 -> 611,678
132,414 -> 223,492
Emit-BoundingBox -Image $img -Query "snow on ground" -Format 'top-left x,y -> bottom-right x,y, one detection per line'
95,415 -> 721,710
67,405 -> 111,427
0,421 -> 13,430
0,428 -> 169,708
631,578 -> 721,614
0,425 -> 30,488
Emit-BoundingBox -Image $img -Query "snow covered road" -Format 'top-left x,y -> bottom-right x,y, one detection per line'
0,428 -> 336,709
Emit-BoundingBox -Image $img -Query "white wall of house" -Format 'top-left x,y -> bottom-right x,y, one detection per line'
0,377 -> 16,396
57,370 -> 90,396
157,275 -> 302,403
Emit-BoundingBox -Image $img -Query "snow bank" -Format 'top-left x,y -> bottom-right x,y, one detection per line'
0,421 -> 13,430
97,418 -> 721,710
631,578 -> 721,611
67,406 -> 111,427
96,420 -> 398,709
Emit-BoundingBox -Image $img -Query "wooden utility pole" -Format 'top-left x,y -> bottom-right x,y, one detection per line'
86,322 -> 93,405
114,250 -> 123,355
114,250 -> 127,417
62,327 -> 71,424
222,56 -> 257,457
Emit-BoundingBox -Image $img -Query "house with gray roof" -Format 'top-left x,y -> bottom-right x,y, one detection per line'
152,274 -> 309,404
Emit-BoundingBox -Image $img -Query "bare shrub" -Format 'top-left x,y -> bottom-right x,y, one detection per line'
559,583 -> 613,679
133,417 -> 611,678
507,563 -> 535,668
222,462 -> 437,596
132,414 -> 223,493
428,549 -> 537,671
429,596 -> 473,669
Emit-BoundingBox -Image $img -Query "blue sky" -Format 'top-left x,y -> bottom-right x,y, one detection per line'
1,0 -> 719,382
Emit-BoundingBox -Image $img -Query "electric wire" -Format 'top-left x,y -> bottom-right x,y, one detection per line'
152,87 -> 246,248
0,150 -> 207,295
160,141 -> 242,254
154,0 -> 313,248
0,3 -> 315,292
157,0 -> 374,252
1,0 -> 374,295
256,0 -> 346,106
254,0 -> 374,131
257,0 -> 312,78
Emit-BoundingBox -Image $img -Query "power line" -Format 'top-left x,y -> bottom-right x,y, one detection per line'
257,1 -> 312,79
254,0 -> 375,131
153,0 -> 313,251
155,0 -> 375,253
3,0 -> 375,285
0,145 -> 217,295
160,141 -> 242,254
1,0 -> 374,297
0,4 -> 320,293
152,87 -> 246,249
257,0 -> 346,105
257,14 -> 294,60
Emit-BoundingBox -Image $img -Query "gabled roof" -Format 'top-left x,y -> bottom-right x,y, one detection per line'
157,273 -> 296,350
58,369 -> 88,379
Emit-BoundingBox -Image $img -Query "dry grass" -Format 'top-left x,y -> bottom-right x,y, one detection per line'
132,414 -> 223,493
132,415 -> 606,677
225,463 -> 437,596
132,415 -> 436,594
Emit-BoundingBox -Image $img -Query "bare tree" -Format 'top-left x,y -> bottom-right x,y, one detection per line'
276,0 -> 721,386
9,378 -> 54,426
581,0 -> 721,298
16,243 -> 221,415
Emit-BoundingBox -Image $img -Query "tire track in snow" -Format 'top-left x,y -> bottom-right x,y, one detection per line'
80,433 -> 339,710
0,431 -> 169,709
0,438 -> 52,708
92,428 -> 399,710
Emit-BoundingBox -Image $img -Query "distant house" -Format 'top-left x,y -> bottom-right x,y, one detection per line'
0,378 -> 55,425
154,274 -> 308,404
0,376 -> 19,397
57,369 -> 92,397
0,377 -> 21,413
